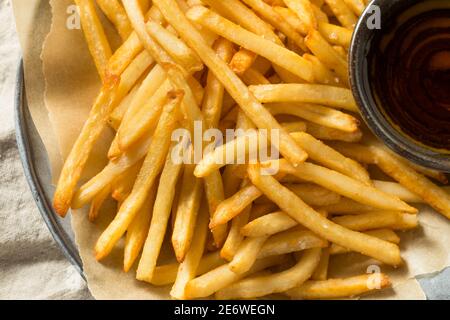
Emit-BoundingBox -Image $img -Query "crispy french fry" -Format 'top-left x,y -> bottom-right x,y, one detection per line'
241,68 -> 272,86
273,6 -> 307,35
221,204 -> 252,261
282,121 -> 308,133
230,49 -> 258,75
229,236 -> 269,274
171,200 -> 209,299
241,0 -> 308,51
343,0 -> 365,16
249,84 -> 358,112
283,0 -> 317,29
303,53 -> 342,86
288,183 -> 342,206
267,103 -> 359,133
306,122 -> 362,142
259,230 -> 328,258
124,185 -> 156,272
318,22 -> 353,48
247,164 -> 402,266
276,160 -> 417,213
330,229 -> 400,255
215,248 -> 322,299
96,0 -> 133,40
136,147 -> 183,282
332,211 -> 418,232
75,0 -> 112,81
54,78 -> 119,216
151,251 -> 226,286
318,197 -> 375,214
111,161 -> 142,202
241,211 -> 296,237
324,0 -> 357,28
187,6 -> 313,82
185,255 -> 288,298
305,29 -> 349,85
88,184 -> 111,222
108,82 -> 141,130
155,0 -> 309,166
95,91 -> 182,260
370,146 -> 450,219
311,248 -> 330,280
287,274 -> 391,299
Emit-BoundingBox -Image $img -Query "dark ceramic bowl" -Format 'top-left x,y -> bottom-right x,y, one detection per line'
349,0 -> 450,173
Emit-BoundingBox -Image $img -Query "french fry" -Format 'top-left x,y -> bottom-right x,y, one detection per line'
96,0 -> 133,40
95,91 -> 182,260
186,6 -> 313,82
88,184 -> 111,222
172,164 -> 204,262
229,236 -> 269,274
241,68 -> 272,86
273,6 -> 307,35
276,159 -> 417,213
124,185 -> 156,272
210,184 -> 263,228
241,0 -> 308,51
283,0 -> 318,29
303,53 -> 342,86
221,204 -> 252,261
185,255 -> 289,298
332,211 -> 418,232
247,163 -> 402,266
370,146 -> 450,219
323,0 -> 357,28
306,122 -> 362,142
250,84 -> 358,112
318,197 -> 375,214
75,0 -> 112,81
136,147 -> 183,282
318,22 -> 353,48
108,82 -> 141,130
241,211 -> 297,237
288,183 -> 342,206
111,161 -> 142,202
282,121 -> 308,133
311,248 -> 330,280
155,0 -> 309,166
72,132 -> 152,209
305,29 -> 349,85
171,200 -> 209,299
151,251 -> 226,286
259,230 -> 328,258
290,132 -> 370,184
215,248 -> 322,299
54,78 -> 119,216
230,49 -> 258,75
343,0 -> 365,16
330,229 -> 400,255
287,274 -> 391,299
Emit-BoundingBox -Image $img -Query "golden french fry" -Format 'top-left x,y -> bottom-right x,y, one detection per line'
283,0 -> 318,29
241,0 -> 307,51
186,6 -> 313,82
229,236 -> 269,274
221,204 -> 252,261
332,211 -> 418,232
185,255 -> 288,299
287,274 -> 391,299
247,164 -> 402,266
111,161 -> 142,203
370,146 -> 450,219
155,0 -> 309,166
241,68 -> 272,86
343,0 -> 365,16
151,251 -> 226,286
282,121 -> 308,133
230,49 -> 258,75
288,183 -> 342,206
241,211 -> 297,237
124,185 -> 156,272
54,78 -> 119,216
318,22 -> 353,48
259,230 -> 328,258
96,0 -> 133,40
330,229 -> 400,255
305,29 -> 349,85
75,0 -> 112,81
276,159 -> 417,213
136,147 -> 183,282
290,132 -> 370,184
303,53 -> 343,86
311,248 -> 330,280
324,0 -> 358,28
95,91 -> 183,260
267,103 -> 359,133
305,122 -> 362,142
318,197 -> 375,214
108,82 -> 141,130
215,248 -> 322,299
171,200 -> 209,299
88,184 -> 111,222
250,84 -> 357,112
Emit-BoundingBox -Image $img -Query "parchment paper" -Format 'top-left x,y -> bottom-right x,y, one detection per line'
13,0 -> 450,300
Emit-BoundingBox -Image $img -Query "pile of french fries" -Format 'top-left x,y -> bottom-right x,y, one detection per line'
53,0 -> 450,300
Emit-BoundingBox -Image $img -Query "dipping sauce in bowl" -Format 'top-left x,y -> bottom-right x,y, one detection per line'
371,3 -> 450,151
350,0 -> 450,172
